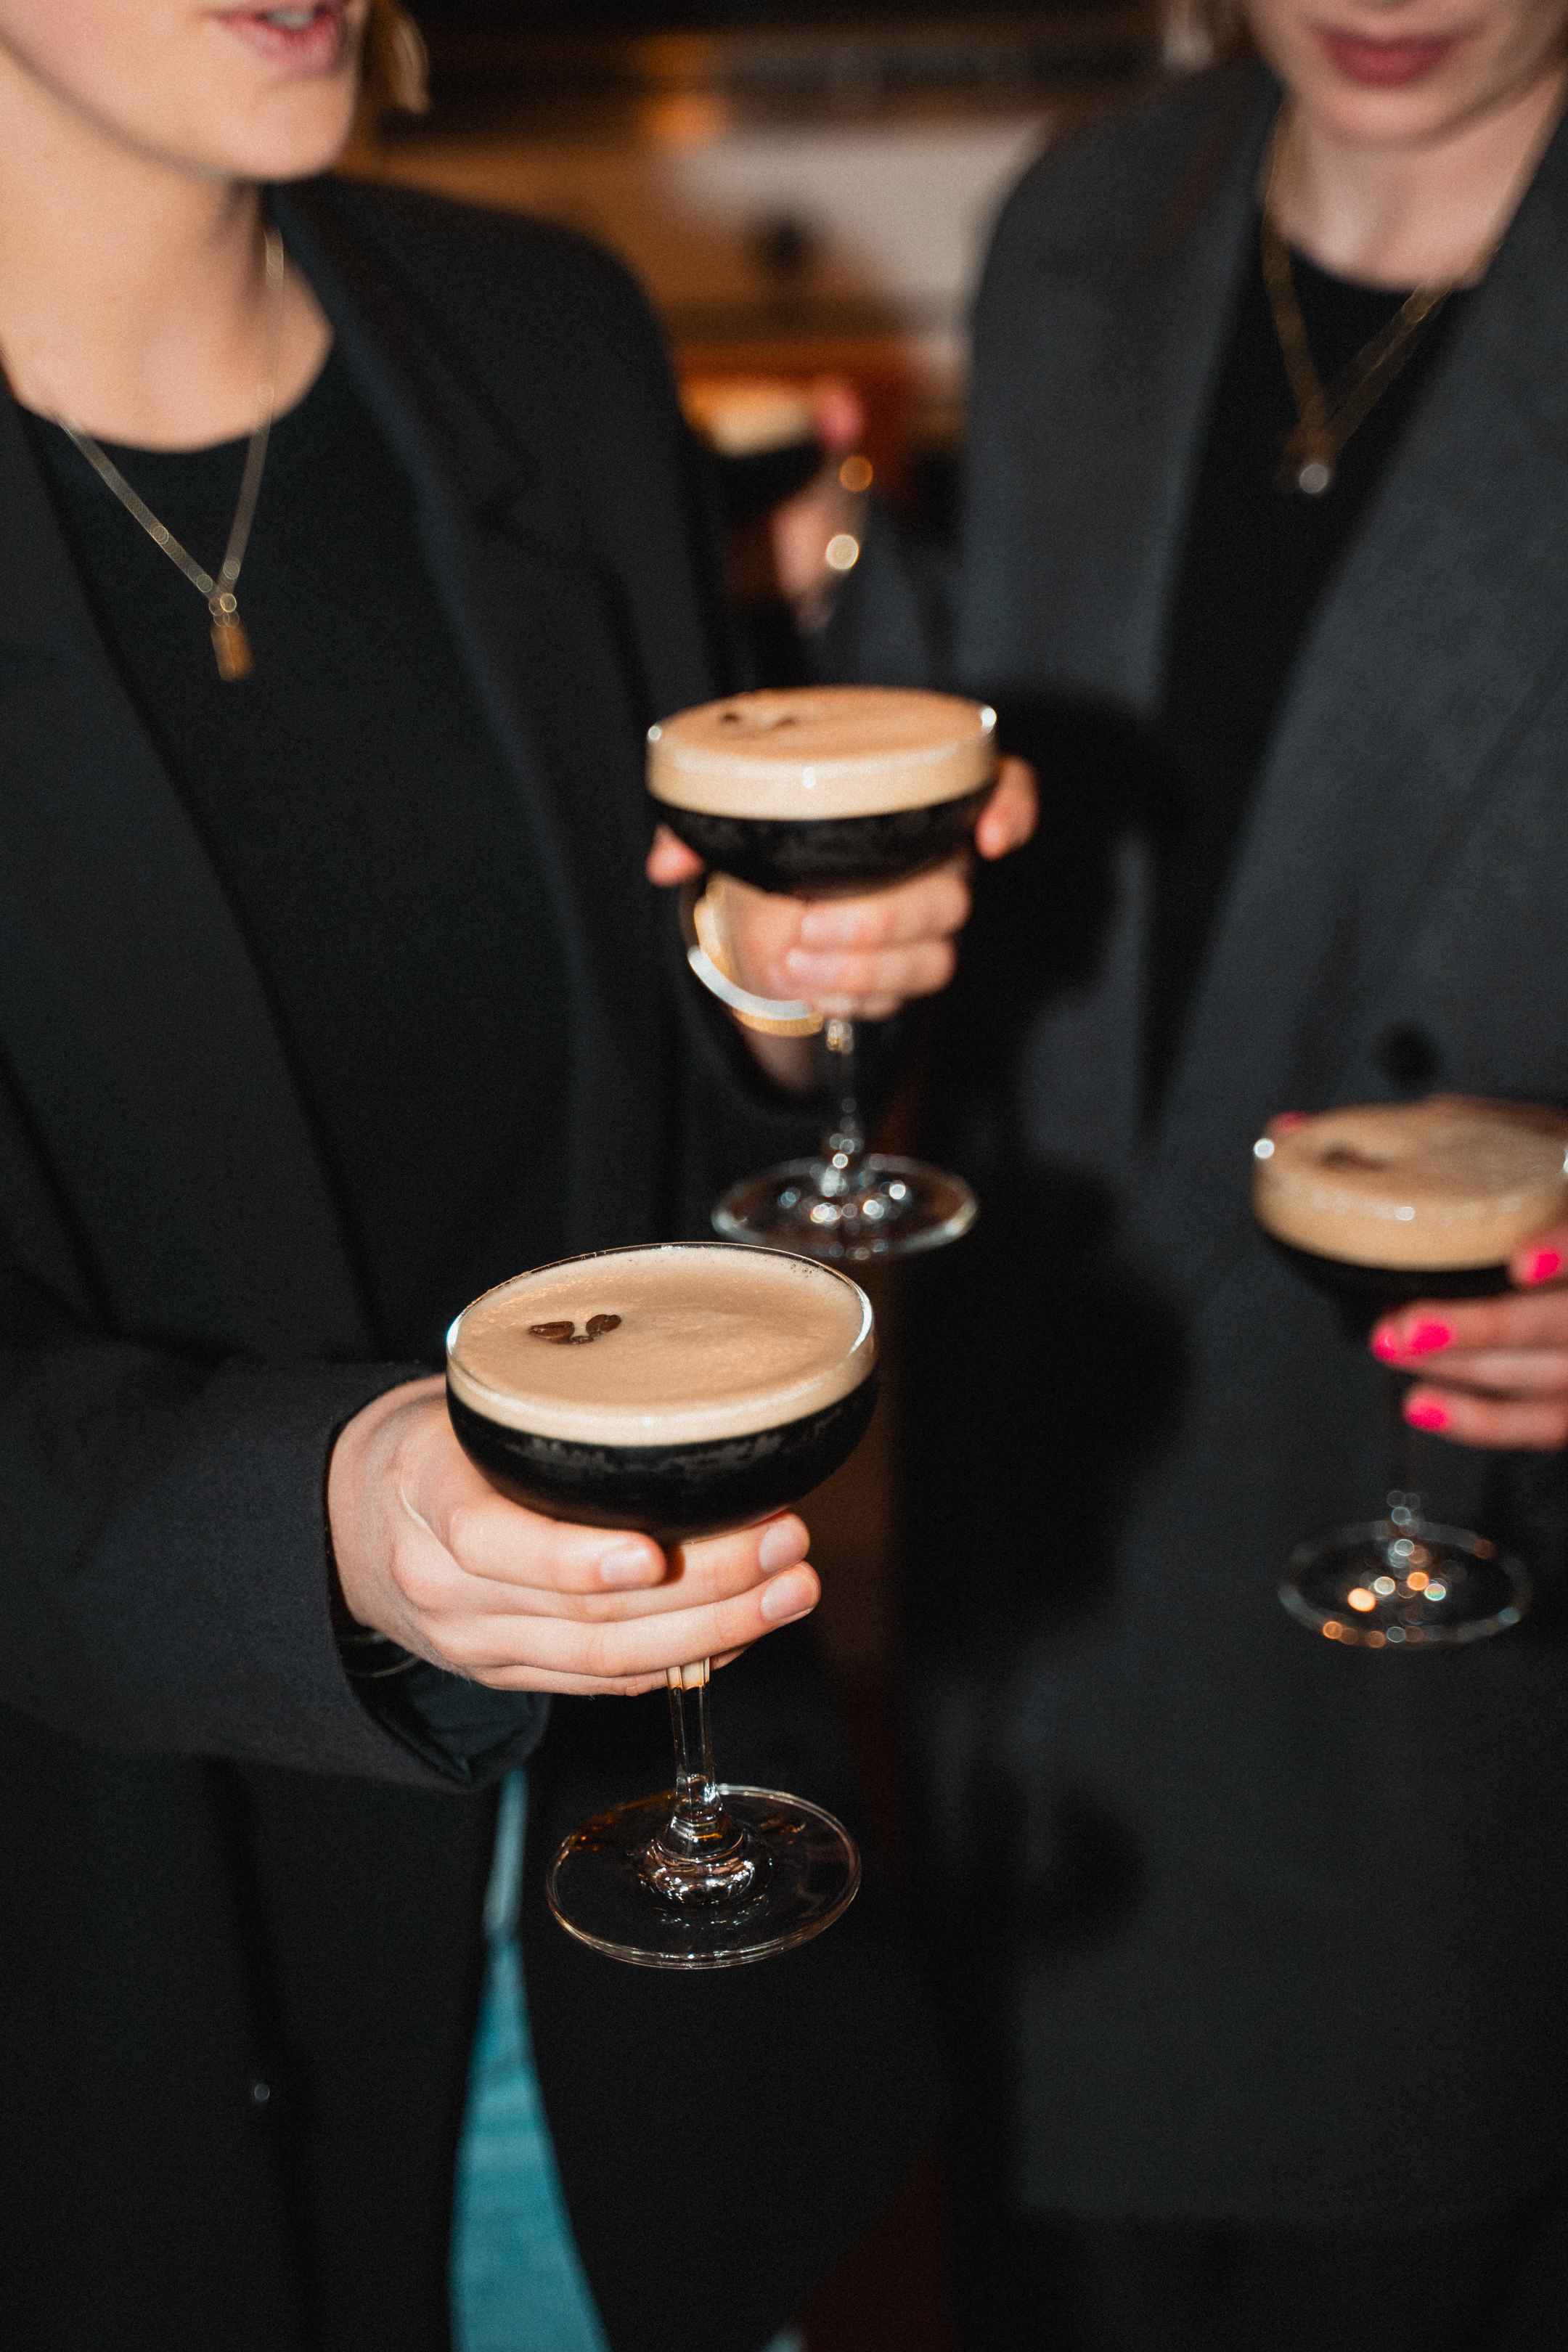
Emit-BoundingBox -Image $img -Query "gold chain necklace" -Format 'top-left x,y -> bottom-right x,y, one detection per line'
1260,130 -> 1453,499
53,226 -> 285,679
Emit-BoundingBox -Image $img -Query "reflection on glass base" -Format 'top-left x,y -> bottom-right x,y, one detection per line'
546,1785 -> 861,1970
713,1154 -> 977,1264
1281,1506 -> 1530,1647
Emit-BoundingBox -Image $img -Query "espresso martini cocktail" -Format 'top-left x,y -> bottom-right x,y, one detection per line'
1252,1096 -> 1568,1644
447,1241 -> 877,1968
680,375 -> 825,522
648,685 -> 998,1260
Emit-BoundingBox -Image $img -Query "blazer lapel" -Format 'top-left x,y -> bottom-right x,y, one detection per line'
1146,105 -> 1568,1280
0,396 -> 371,1355
952,69 -> 1273,1183
274,183 -> 695,1249
958,66 -> 1273,718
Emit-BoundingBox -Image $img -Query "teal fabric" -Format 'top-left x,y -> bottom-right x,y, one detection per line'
450,1774 -> 802,2352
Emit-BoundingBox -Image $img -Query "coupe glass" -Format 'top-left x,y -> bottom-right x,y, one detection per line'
446,1241 -> 877,1967
649,686 -> 998,1263
1249,1100 -> 1567,1647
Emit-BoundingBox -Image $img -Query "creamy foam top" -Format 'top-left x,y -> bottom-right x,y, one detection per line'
447,1243 -> 875,1444
648,687 -> 998,820
682,376 -> 816,456
1252,1098 -> 1568,1268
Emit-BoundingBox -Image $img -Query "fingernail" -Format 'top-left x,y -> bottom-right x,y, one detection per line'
1371,1323 -> 1403,1362
1405,1400 -> 1449,1432
1273,1112 -> 1310,1132
598,1543 -> 659,1589
758,1518 -> 807,1574
798,907 -> 853,947
759,1568 -> 817,1623
1406,1320 -> 1453,1355
1525,1249 -> 1564,1286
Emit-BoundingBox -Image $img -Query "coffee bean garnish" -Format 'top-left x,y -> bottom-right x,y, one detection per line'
528,1314 -> 623,1346
719,706 -> 799,731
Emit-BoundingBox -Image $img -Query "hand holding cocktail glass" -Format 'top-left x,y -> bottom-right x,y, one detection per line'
647,687 -> 1036,1261
1253,1096 -> 1568,1645
446,1242 -> 876,1968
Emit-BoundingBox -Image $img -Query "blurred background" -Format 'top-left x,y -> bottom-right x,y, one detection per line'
359,4 -> 1161,506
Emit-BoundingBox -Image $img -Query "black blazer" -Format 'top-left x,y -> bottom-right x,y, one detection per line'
852,67 -> 1568,2231
0,181 -> 930,2352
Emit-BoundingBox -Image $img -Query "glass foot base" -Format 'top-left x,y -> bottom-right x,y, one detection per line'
713,1154 -> 977,1264
545,1785 -> 860,1969
1281,1513 -> 1530,1646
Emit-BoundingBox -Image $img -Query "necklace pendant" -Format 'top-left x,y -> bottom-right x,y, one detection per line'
1279,425 -> 1336,499
210,599 -> 253,682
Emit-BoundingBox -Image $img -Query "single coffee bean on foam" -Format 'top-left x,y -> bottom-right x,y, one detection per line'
647,685 -> 997,822
647,686 -> 1000,896
1253,1095 -> 1568,1270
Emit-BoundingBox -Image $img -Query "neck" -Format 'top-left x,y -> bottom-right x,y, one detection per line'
1272,63 -> 1568,287
0,59 -> 326,447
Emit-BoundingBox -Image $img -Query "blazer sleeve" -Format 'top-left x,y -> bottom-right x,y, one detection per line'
0,1249 -> 546,1788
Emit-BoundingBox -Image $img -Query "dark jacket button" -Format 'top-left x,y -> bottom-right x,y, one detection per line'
1376,1024 -> 1441,1087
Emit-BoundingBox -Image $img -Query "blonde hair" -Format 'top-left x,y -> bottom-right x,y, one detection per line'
366,0 -> 430,115
1164,0 -> 1252,68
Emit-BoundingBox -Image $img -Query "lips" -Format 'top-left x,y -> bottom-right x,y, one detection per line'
217,4 -> 352,74
1317,28 -> 1461,86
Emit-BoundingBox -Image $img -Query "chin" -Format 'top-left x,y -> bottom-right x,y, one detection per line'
1305,85 -> 1466,145
194,82 -> 362,181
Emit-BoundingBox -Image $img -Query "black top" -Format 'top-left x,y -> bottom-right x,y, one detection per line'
1150,224 -> 1467,1090
20,343 -> 571,1360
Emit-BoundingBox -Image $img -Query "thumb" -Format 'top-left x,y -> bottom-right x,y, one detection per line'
647,823 -> 706,888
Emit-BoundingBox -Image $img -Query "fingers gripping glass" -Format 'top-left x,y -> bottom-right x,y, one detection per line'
1249,1103 -> 1555,1648
650,687 -> 996,1265
446,1244 -> 876,1968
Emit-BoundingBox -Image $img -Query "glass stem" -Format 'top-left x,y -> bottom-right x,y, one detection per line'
638,1665 -> 760,1908
1384,1369 -> 1421,1520
665,1669 -> 725,1842
819,1016 -> 865,1193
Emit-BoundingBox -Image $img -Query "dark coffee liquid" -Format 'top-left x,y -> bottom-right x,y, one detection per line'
1265,1234 -> 1509,1339
658,785 -> 992,896
446,1371 -> 878,1544
712,436 -> 824,526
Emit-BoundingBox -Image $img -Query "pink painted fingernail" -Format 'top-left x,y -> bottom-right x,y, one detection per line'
759,1568 -> 817,1623
598,1543 -> 660,1589
1406,1320 -> 1453,1355
1273,1111 -> 1310,1132
1372,1323 -> 1403,1362
758,1518 -> 807,1574
1525,1249 -> 1564,1286
1405,1400 -> 1449,1433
